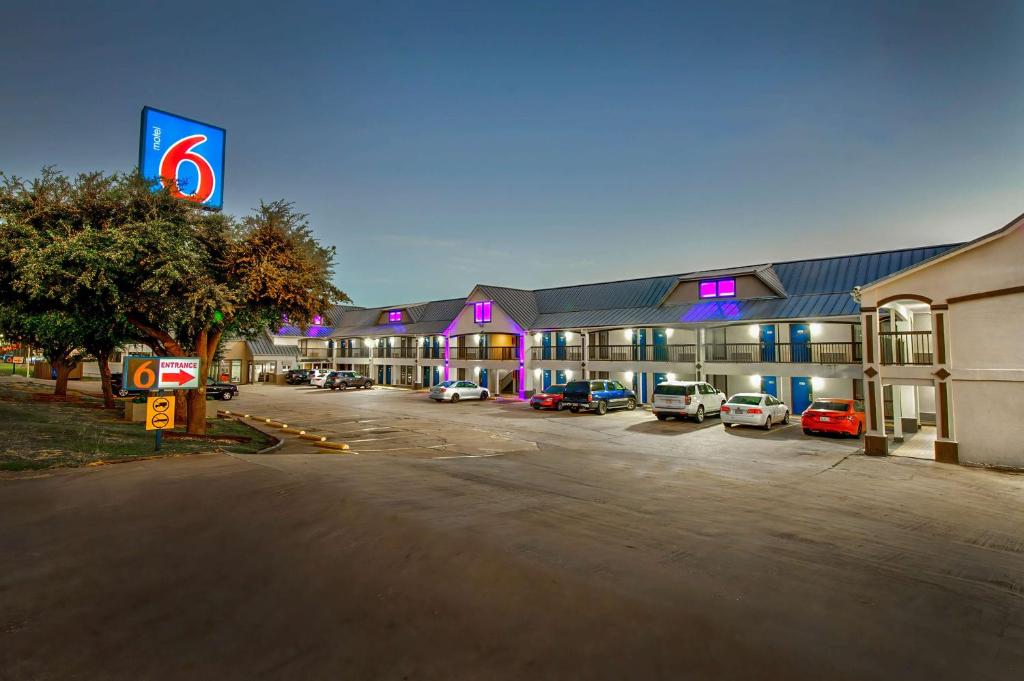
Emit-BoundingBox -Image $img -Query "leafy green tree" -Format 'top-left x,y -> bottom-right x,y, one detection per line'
0,169 -> 345,434
0,307 -> 87,397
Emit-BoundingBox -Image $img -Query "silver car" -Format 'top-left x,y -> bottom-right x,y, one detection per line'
429,380 -> 489,402
721,393 -> 790,430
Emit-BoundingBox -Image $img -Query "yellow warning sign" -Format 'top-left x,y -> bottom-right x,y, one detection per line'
146,395 -> 175,431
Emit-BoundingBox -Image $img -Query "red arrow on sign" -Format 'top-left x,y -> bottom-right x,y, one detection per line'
162,369 -> 195,386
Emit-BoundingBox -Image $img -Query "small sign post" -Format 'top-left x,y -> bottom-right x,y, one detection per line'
146,393 -> 175,452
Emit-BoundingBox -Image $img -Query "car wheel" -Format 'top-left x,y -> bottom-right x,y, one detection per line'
555,402 -> 563,411
656,413 -> 668,421
694,405 -> 705,423
625,398 -> 636,411
570,406 -> 580,413
364,382 -> 372,389
480,390 -> 489,400
451,393 -> 460,403
782,410 -> 789,425
532,403 -> 541,410
763,415 -> 772,430
595,400 -> 608,415
803,428 -> 813,436
855,423 -> 864,438
117,388 -> 129,398
222,392 -> 234,401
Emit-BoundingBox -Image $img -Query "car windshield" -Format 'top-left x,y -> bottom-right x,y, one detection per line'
545,385 -> 565,394
728,395 -> 762,406
654,384 -> 694,396
810,400 -> 850,412
564,381 -> 590,393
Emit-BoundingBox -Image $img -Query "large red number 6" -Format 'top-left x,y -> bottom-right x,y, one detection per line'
159,135 -> 216,204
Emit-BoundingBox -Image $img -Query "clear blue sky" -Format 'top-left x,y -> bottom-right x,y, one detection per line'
2,1 -> 1022,306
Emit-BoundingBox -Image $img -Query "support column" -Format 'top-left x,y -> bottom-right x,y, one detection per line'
861,307 -> 887,455
931,305 -> 958,464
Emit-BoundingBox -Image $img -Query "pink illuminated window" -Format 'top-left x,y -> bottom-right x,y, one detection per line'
473,301 -> 492,324
699,279 -> 736,298
388,310 -> 402,323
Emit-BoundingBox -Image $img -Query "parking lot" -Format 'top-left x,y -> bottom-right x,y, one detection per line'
3,381 -> 1023,680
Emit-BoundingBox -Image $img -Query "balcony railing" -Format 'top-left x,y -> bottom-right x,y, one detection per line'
422,347 -> 444,360
879,332 -> 933,366
529,346 -> 584,361
336,347 -> 371,358
299,348 -> 330,359
705,342 -> 862,364
449,346 -> 519,361
587,344 -> 697,362
373,347 -> 418,359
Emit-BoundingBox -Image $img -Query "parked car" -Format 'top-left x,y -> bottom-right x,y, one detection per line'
428,380 -> 488,402
109,372 -> 146,398
326,371 -> 374,390
652,381 -> 726,423
206,382 -> 239,401
309,369 -> 333,388
285,369 -> 311,385
561,380 -> 637,415
530,383 -> 567,410
802,398 -> 866,437
721,392 -> 789,430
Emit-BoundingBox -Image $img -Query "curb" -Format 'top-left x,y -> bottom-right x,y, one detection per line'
222,410 -> 348,452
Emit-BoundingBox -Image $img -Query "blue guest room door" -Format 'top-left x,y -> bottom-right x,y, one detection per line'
760,324 -> 776,362
385,365 -> 392,384
555,332 -> 567,360
542,333 -> 552,360
791,376 -> 812,414
653,328 -> 668,361
790,323 -> 810,362
543,369 -> 552,390
761,375 -> 778,397
478,368 -> 488,390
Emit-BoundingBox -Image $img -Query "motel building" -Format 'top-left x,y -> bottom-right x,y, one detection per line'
323,243 -> 961,419
857,214 -> 1024,470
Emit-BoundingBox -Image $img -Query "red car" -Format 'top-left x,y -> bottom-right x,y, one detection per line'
801,398 -> 866,437
530,384 -> 567,410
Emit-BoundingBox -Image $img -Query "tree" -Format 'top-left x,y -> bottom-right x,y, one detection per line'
0,169 -> 345,434
0,307 -> 87,397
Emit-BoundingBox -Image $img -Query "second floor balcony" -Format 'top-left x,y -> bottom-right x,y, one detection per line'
373,346 -> 418,359
587,344 -> 697,363
530,346 -> 584,361
450,346 -> 519,361
336,347 -> 371,359
299,347 -> 330,359
879,331 -> 933,366
705,342 -> 862,364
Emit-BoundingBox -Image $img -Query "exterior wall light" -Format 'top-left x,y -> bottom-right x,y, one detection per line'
751,374 -> 762,386
811,376 -> 825,390
665,328 -> 674,339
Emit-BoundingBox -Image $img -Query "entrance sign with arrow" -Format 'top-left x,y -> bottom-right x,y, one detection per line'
123,356 -> 203,390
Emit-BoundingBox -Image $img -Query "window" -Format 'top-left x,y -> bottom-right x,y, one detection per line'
473,301 -> 492,324
699,278 -> 736,299
611,381 -> 626,390
387,310 -> 402,323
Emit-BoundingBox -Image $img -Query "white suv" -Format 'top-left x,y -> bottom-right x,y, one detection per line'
309,369 -> 332,387
652,381 -> 726,423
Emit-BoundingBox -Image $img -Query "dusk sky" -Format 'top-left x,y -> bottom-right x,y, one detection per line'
2,1 -> 1022,307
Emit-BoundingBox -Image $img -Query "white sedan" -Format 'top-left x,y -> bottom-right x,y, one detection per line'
721,393 -> 790,430
429,380 -> 489,402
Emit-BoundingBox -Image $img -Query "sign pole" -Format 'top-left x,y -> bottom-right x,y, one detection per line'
155,389 -> 163,452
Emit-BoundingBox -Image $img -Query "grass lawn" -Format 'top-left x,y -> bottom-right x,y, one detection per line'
0,382 -> 276,471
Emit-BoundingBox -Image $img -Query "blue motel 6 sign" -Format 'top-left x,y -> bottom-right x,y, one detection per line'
139,106 -> 226,210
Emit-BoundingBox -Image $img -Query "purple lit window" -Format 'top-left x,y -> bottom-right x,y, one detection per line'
312,315 -> 324,326
388,310 -> 402,323
699,279 -> 736,299
473,301 -> 492,324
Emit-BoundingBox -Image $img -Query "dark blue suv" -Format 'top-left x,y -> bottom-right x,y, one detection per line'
561,380 -> 637,415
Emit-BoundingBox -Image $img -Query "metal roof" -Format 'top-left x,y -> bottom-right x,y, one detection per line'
271,242 -> 966,337
246,334 -> 300,357
475,285 -> 538,330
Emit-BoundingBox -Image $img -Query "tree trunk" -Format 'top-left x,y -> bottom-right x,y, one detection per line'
53,360 -> 70,398
174,389 -> 188,427
185,329 -> 211,436
97,353 -> 115,408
